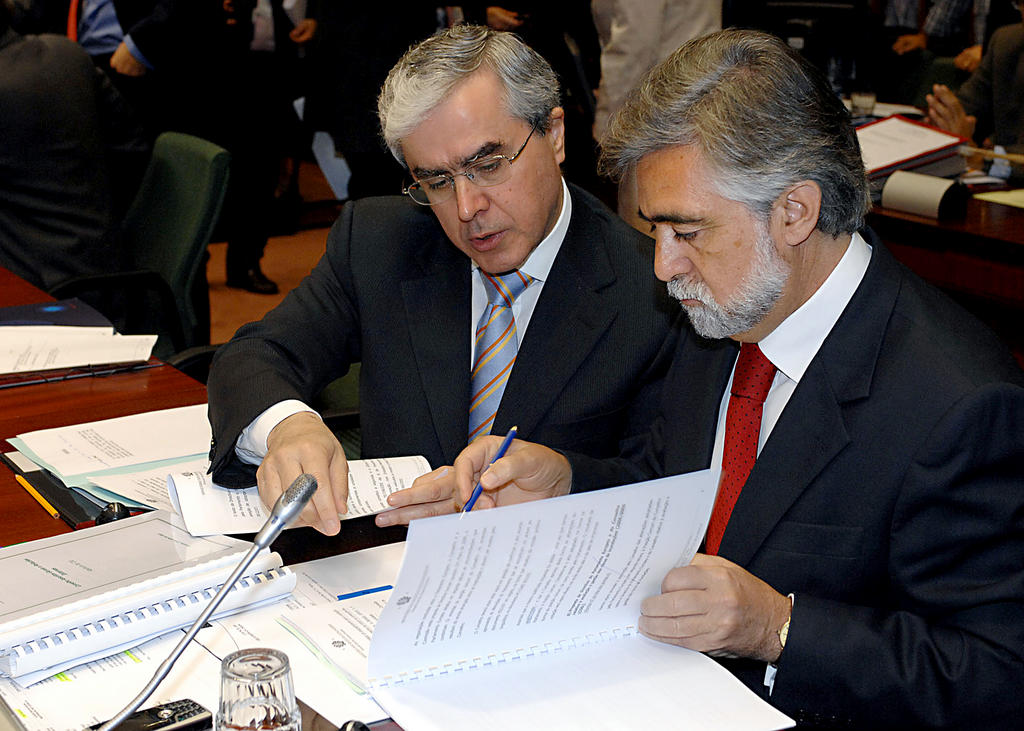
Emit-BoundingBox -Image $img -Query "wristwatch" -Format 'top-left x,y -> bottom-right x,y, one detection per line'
778,593 -> 795,653
778,617 -> 790,650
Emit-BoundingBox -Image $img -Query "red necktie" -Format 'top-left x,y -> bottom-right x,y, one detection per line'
705,343 -> 776,555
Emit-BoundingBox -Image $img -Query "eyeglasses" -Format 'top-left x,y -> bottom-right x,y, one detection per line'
403,125 -> 538,206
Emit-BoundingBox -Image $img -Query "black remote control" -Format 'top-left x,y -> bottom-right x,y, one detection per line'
89,699 -> 212,731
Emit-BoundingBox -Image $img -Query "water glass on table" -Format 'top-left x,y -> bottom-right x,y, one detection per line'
217,648 -> 300,731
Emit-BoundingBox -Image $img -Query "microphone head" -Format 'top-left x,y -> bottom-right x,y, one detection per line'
253,473 -> 318,548
282,473 -> 318,514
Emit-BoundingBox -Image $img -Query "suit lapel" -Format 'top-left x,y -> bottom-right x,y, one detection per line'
663,336 -> 737,475
401,245 -> 472,465
494,195 -> 616,438
721,368 -> 851,564
718,234 -> 902,563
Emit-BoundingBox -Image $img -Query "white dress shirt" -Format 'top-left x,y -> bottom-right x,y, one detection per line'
708,232 -> 872,491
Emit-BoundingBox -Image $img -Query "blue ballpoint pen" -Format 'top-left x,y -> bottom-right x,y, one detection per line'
461,425 -> 518,517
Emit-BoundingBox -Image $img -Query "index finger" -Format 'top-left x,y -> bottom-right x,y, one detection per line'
388,466 -> 453,508
260,452 -> 342,535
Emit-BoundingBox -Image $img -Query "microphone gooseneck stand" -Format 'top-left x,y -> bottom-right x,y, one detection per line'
96,474 -> 319,731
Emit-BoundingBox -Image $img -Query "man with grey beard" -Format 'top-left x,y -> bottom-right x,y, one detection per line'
404,28 -> 1024,728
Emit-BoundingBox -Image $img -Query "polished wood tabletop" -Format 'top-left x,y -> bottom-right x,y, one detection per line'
0,268 -> 207,546
868,194 -> 1024,363
870,195 -> 1024,250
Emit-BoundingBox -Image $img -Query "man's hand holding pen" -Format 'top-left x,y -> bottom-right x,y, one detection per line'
376,434 -> 572,526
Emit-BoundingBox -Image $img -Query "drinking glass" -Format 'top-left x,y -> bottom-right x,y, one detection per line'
850,90 -> 877,117
216,648 -> 300,731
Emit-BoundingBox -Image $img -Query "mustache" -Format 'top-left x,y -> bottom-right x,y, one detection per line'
667,277 -> 712,305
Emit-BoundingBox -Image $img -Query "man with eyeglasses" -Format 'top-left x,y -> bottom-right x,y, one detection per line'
206,24 -> 679,535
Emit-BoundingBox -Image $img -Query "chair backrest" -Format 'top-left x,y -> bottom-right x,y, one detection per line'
122,132 -> 230,342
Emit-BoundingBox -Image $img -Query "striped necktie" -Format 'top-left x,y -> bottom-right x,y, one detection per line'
468,270 -> 533,442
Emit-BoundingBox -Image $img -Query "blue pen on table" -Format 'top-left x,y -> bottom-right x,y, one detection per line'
461,425 -> 518,518
336,585 -> 392,601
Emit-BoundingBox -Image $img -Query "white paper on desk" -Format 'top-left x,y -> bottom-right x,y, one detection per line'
86,461 -> 185,513
0,631 -> 220,731
373,634 -> 793,731
280,592 -> 390,691
195,544 -> 405,727
367,470 -> 793,731
0,327 -> 156,375
14,404 -> 210,479
165,455 -> 431,537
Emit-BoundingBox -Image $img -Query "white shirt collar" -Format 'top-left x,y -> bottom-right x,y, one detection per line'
471,177 -> 571,283
758,231 -> 872,384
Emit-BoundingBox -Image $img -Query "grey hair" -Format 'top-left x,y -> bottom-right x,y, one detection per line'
378,24 -> 560,165
599,28 -> 870,237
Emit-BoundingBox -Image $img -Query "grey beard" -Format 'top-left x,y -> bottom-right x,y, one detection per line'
666,230 -> 790,340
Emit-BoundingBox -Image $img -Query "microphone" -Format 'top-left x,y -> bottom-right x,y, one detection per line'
96,474 -> 318,731
253,473 -> 318,549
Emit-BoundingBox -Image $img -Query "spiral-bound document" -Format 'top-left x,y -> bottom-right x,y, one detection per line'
0,511 -> 295,684
366,470 -> 795,731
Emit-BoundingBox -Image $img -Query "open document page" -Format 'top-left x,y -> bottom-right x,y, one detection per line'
367,470 -> 795,731
151,455 -> 431,536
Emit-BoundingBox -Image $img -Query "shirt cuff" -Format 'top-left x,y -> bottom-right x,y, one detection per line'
122,34 -> 153,70
235,400 -> 320,465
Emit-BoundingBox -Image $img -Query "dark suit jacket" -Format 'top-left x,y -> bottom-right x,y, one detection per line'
0,29 -> 147,290
570,231 -> 1024,728
957,22 -> 1024,155
208,185 -> 678,483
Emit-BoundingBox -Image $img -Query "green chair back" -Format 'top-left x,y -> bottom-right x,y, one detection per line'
122,132 -> 230,345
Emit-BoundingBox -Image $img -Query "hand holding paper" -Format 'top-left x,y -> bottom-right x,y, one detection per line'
262,412 -> 351,535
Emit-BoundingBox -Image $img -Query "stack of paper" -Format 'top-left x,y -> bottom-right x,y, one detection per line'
7,405 -> 431,537
857,115 -> 967,199
0,298 -> 155,377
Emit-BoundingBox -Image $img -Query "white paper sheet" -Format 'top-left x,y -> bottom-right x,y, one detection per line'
86,464 -> 181,513
14,405 -> 210,479
0,328 -> 155,375
196,544 -> 405,727
857,116 -> 961,173
163,456 -> 430,537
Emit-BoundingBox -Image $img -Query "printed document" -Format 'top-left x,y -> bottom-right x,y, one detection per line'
162,456 -> 430,536
367,470 -> 795,731
0,327 -> 155,376
13,404 -> 210,480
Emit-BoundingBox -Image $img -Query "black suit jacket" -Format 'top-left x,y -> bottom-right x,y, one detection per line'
208,185 -> 678,483
0,29 -> 147,290
957,22 -> 1024,155
570,231 -> 1024,728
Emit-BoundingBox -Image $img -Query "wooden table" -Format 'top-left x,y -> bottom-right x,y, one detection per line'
0,269 -> 208,545
868,195 -> 1024,362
